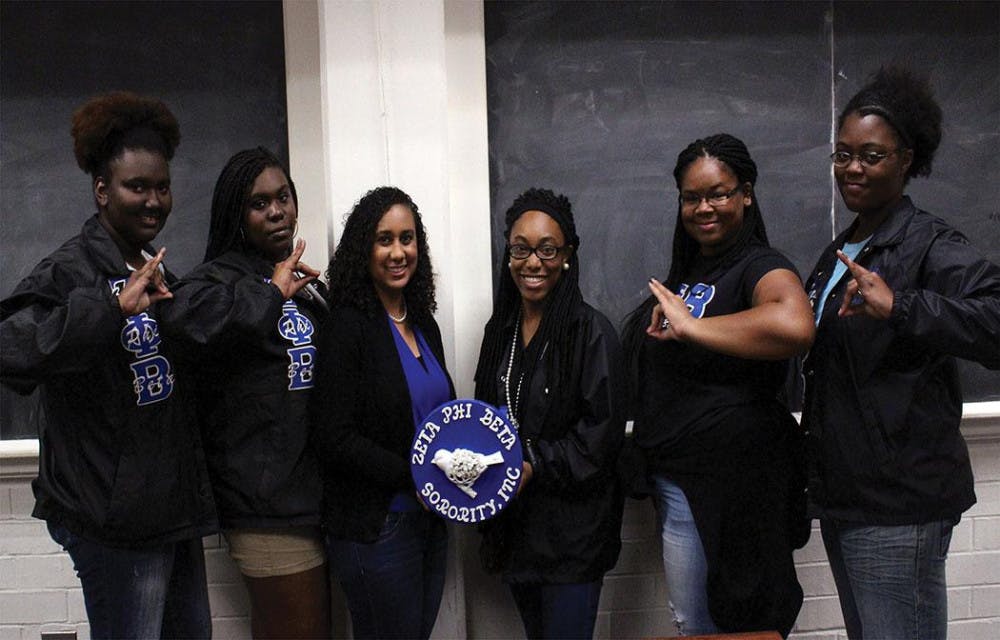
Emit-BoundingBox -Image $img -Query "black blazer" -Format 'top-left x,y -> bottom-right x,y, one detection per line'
311,304 -> 454,542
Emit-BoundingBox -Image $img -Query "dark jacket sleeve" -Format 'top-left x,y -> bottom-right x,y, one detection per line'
159,261 -> 285,350
310,308 -> 411,490
889,227 -> 1000,369
534,310 -> 627,491
1,259 -> 120,391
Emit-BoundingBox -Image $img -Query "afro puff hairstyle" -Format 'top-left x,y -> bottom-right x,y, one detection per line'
839,66 -> 942,181
71,91 -> 180,179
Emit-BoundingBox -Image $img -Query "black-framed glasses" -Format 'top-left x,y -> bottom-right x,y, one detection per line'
830,149 -> 899,168
678,184 -> 742,208
508,243 -> 564,261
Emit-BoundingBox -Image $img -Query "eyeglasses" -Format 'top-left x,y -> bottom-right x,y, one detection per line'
508,243 -> 564,261
678,185 -> 742,208
830,149 -> 899,168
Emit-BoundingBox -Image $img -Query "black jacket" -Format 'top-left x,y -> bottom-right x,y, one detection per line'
160,250 -> 325,529
311,304 -> 455,542
0,215 -> 217,547
803,196 -> 1000,524
480,302 -> 626,584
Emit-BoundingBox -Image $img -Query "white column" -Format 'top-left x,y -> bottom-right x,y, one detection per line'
443,0 -> 493,397
285,1 -> 493,637
283,0 -> 332,272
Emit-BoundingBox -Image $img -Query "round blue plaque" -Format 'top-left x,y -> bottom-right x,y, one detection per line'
410,399 -> 523,523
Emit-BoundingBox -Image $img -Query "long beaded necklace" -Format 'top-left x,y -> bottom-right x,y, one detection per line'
504,311 -> 525,431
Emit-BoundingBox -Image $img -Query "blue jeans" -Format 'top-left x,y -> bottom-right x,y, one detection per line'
821,518 -> 956,640
509,580 -> 603,640
653,476 -> 719,636
48,523 -> 211,639
326,510 -> 447,640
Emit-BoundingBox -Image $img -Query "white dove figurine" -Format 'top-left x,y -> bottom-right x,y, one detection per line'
431,448 -> 505,498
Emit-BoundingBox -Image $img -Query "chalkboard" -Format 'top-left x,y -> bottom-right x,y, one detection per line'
1,1 -> 290,439
484,0 -> 1000,402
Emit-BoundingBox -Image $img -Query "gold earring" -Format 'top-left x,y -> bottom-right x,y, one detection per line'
562,262 -> 569,271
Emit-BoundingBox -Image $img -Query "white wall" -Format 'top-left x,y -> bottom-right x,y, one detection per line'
3,424 -> 999,639
2,1 -> 999,638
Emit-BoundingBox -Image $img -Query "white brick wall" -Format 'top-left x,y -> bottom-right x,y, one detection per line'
3,426 -> 999,639
0,475 -> 253,639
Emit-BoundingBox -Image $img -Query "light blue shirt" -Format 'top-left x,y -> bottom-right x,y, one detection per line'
814,237 -> 870,325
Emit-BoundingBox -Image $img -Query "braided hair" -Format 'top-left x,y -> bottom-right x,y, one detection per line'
71,91 -> 180,179
661,133 -> 769,289
474,187 -> 584,409
839,66 -> 942,182
204,147 -> 297,262
621,134 -> 771,405
325,187 -> 437,328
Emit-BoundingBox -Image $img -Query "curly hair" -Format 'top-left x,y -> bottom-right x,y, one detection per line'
203,147 -> 296,262
325,187 -> 437,327
70,91 -> 180,178
839,66 -> 942,181
474,187 -> 584,411
621,134 -> 771,407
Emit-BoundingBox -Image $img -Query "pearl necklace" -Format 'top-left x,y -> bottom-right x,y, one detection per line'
504,311 -> 525,430
387,301 -> 407,323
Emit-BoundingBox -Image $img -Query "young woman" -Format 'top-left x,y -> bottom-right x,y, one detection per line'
0,92 -> 217,639
803,67 -> 1000,639
160,148 -> 330,639
312,186 -> 454,640
623,134 -> 814,637
474,187 -> 626,640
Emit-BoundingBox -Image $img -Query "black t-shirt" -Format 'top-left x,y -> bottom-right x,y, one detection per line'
634,244 -> 797,461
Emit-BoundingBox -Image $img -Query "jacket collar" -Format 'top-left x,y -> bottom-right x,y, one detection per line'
214,248 -> 275,277
217,249 -> 329,311
837,195 -> 916,250
498,297 -> 585,332
81,213 -> 157,276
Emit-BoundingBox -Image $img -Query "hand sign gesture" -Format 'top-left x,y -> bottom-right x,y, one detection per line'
117,248 -> 172,316
271,238 -> 320,300
645,277 -> 692,341
836,250 -> 892,320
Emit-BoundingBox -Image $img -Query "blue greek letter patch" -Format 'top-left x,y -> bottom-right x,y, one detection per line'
110,278 -> 174,406
678,282 -> 716,318
277,299 -> 315,390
